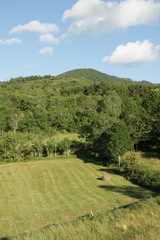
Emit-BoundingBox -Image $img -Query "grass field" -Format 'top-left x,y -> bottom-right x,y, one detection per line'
125,151 -> 160,170
0,156 -> 155,239
54,132 -> 80,142
12,196 -> 160,240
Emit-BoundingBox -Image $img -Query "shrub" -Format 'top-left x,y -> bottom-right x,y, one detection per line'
121,156 -> 160,192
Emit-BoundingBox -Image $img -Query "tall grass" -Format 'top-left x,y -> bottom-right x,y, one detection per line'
12,196 -> 160,240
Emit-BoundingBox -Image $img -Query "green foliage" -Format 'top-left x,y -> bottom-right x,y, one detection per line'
121,98 -> 148,143
78,91 -> 122,142
0,132 -> 22,161
57,138 -> 72,155
143,88 -> 160,145
121,156 -> 160,192
57,68 -> 133,83
107,122 -> 132,163
0,70 -> 159,163
0,133 -> 77,162
94,121 -> 133,164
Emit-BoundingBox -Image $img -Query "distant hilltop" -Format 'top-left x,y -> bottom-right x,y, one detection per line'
57,68 -> 152,84
6,68 -> 152,84
57,68 -> 133,84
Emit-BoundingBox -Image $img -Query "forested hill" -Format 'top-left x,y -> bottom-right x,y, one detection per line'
0,70 -> 159,162
57,68 -> 133,83
5,68 -> 151,85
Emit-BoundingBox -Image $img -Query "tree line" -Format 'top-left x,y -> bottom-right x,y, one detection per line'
0,75 -> 159,163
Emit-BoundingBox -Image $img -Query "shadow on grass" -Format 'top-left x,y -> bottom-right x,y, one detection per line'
75,150 -> 106,166
141,151 -> 160,159
0,238 -> 10,240
99,185 -> 156,199
98,167 -> 124,177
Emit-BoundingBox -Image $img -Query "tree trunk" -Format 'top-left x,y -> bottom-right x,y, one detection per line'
118,155 -> 121,167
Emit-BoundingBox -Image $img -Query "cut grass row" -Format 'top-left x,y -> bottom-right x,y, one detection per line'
0,156 -> 154,238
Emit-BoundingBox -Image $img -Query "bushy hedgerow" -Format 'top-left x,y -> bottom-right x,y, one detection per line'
121,157 -> 160,192
0,133 -> 81,162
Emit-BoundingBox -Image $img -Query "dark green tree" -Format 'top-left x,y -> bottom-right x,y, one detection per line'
94,121 -> 132,166
107,121 -> 133,165
121,98 -> 148,147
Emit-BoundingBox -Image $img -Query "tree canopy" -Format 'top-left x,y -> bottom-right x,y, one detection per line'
0,70 -> 159,162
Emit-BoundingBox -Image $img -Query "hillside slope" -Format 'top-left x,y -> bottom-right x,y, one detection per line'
12,196 -> 160,240
0,156 -> 154,238
57,68 -> 133,83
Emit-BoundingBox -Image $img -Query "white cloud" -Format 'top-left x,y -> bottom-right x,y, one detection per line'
63,0 -> 101,20
39,46 -> 53,55
102,40 -> 160,65
39,34 -> 59,44
0,37 -> 22,46
10,21 -> 59,34
63,0 -> 160,36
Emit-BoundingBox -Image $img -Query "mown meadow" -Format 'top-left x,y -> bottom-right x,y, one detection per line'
12,195 -> 160,240
0,156 -> 155,239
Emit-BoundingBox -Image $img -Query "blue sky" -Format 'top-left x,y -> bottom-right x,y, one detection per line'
0,0 -> 160,83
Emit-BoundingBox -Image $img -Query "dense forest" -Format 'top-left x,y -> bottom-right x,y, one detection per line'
0,69 -> 159,164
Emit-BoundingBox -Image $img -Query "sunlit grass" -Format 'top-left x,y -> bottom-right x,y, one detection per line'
125,151 -> 160,170
0,156 -> 154,238
13,196 -> 160,240
54,132 -> 80,141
